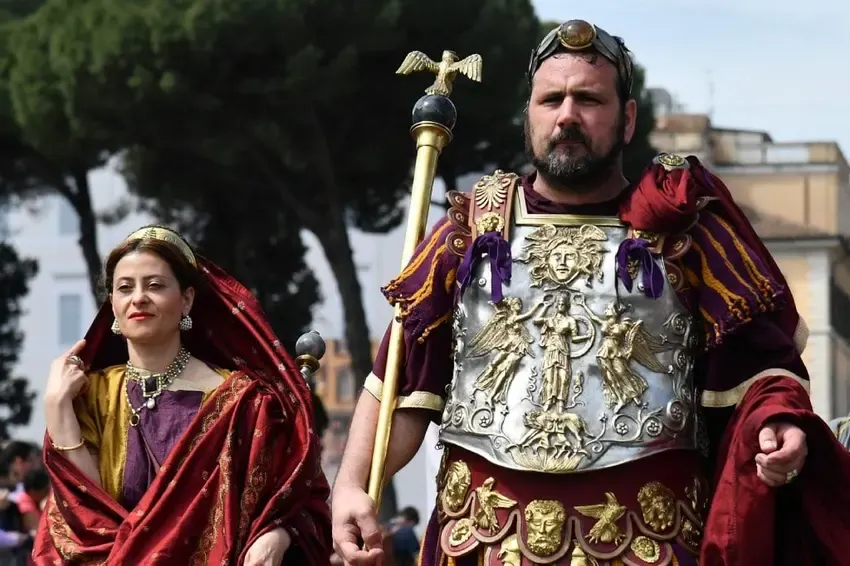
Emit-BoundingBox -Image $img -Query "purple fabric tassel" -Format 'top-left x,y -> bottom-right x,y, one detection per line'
616,238 -> 664,299
458,231 -> 512,303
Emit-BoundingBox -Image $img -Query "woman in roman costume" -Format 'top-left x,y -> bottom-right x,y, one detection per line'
33,226 -> 331,565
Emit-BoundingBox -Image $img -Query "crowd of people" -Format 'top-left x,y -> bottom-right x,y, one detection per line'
0,441 -> 50,565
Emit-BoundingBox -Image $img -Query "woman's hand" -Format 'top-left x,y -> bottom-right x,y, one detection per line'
244,528 -> 291,566
44,339 -> 88,406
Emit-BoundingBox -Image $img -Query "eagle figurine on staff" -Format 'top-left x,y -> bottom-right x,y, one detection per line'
396,50 -> 483,97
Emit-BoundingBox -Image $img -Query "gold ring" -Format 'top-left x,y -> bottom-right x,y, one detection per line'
785,469 -> 799,483
67,355 -> 84,368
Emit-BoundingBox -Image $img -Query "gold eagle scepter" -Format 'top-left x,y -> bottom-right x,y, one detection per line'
366,50 -> 483,507
396,50 -> 483,97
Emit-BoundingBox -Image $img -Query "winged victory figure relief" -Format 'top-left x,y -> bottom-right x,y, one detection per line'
582,300 -> 670,412
468,297 -> 548,404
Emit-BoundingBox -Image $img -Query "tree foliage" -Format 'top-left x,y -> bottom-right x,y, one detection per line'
0,241 -> 38,440
12,0 -> 541,388
0,0 -> 109,300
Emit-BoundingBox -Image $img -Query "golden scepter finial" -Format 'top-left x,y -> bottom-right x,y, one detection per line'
395,50 -> 483,97
366,50 -> 482,508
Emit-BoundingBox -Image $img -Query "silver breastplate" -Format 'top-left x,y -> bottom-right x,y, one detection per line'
440,214 -> 699,474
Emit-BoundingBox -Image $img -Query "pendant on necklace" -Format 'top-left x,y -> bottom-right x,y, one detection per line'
143,376 -> 159,397
146,398 -> 156,410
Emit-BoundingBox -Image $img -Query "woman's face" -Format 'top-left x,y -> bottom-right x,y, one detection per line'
111,251 -> 194,345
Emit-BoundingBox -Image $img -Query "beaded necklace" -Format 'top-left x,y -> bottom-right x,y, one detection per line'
125,347 -> 191,426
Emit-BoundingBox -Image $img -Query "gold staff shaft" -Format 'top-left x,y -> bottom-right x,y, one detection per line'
367,124 -> 450,505
366,48 -> 482,509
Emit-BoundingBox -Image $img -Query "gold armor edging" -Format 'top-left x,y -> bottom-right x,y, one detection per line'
437,461 -> 707,565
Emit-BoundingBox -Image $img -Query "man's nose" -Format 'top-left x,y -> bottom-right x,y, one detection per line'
555,98 -> 580,129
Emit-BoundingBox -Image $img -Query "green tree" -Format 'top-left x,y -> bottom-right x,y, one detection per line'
12,0 -> 541,390
0,239 -> 38,440
0,2 -> 110,301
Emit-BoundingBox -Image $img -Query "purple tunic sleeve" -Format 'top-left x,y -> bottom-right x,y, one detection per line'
363,216 -> 461,420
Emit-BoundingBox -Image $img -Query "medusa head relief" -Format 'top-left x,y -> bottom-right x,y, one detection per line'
516,224 -> 609,289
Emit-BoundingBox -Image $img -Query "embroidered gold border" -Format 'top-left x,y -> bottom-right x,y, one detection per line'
700,368 -> 809,408
364,372 -> 445,412
513,189 -> 623,227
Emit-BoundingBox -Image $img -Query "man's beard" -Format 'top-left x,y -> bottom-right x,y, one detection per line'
524,116 -> 625,192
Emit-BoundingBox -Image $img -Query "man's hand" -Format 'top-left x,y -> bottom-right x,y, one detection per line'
332,484 -> 384,565
755,422 -> 808,487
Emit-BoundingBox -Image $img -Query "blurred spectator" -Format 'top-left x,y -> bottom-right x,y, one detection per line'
18,468 -> 49,532
0,441 -> 39,565
0,441 -> 40,491
387,506 -> 420,566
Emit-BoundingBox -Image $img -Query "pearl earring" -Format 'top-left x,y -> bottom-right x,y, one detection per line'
179,314 -> 193,331
111,319 -> 122,335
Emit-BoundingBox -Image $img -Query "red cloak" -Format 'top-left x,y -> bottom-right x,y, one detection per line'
621,156 -> 850,565
33,256 -> 332,565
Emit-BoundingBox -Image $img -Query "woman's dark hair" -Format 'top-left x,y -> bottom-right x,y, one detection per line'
23,468 -> 48,492
100,237 -> 202,298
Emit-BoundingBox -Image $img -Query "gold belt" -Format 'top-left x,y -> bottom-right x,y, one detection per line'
436,452 -> 707,565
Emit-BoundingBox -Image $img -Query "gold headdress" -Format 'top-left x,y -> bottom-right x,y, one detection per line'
124,225 -> 197,267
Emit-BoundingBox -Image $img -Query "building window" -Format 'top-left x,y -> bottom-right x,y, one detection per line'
335,366 -> 354,402
58,294 -> 82,346
58,199 -> 77,236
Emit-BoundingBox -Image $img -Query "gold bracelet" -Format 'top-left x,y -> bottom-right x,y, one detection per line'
51,439 -> 85,452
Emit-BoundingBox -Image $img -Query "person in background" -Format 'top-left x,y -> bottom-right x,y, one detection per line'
0,441 -> 38,563
387,506 -> 420,566
0,442 -> 40,493
17,468 -> 49,532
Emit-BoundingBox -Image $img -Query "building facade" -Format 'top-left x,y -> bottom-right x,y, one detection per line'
650,100 -> 850,419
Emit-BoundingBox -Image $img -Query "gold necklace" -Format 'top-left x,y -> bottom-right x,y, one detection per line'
125,347 -> 191,426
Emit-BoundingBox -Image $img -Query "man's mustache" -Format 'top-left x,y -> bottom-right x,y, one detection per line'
548,127 -> 588,149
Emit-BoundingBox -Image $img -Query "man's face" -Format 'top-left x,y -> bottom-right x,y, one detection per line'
525,53 -> 636,191
12,453 -> 38,483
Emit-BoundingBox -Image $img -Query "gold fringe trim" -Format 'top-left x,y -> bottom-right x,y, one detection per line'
708,211 -> 777,302
385,223 -> 451,294
444,268 -> 457,294
419,311 -> 452,343
701,368 -> 809,408
690,241 -> 750,321
693,223 -> 764,309
397,244 -> 448,317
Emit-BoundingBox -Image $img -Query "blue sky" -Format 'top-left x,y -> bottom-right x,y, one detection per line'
532,0 -> 850,157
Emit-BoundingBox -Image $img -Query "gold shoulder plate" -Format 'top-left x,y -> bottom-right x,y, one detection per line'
469,170 -> 518,241
652,153 -> 689,172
